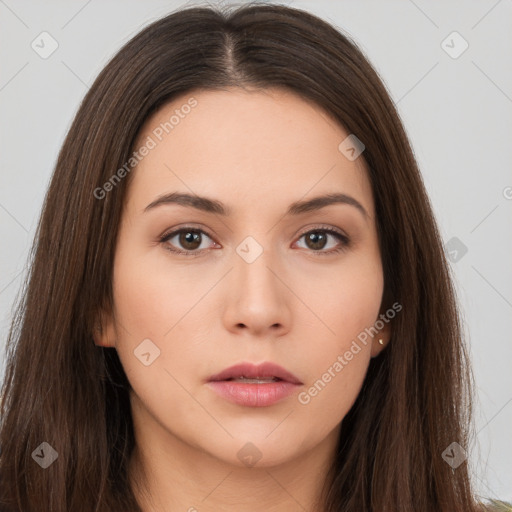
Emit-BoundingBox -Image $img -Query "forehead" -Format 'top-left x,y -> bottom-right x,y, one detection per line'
128,87 -> 374,219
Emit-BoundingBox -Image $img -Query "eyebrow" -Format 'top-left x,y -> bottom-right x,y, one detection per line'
144,191 -> 369,220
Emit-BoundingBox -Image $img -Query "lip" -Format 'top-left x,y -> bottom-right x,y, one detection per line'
206,362 -> 303,407
208,362 -> 302,384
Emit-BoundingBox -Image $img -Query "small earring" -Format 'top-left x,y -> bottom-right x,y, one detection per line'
378,338 -> 384,345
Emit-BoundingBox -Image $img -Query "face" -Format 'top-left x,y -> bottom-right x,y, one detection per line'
95,87 -> 391,469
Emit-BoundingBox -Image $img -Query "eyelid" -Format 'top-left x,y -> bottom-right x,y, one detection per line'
295,223 -> 348,241
159,223 -> 215,241
158,224 -> 219,255
159,223 -> 350,255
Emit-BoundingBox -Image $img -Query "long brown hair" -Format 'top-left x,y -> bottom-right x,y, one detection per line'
0,2 -> 483,510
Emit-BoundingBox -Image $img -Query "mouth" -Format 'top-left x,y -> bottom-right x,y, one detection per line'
206,362 -> 303,407
207,362 -> 303,385
222,376 -> 282,384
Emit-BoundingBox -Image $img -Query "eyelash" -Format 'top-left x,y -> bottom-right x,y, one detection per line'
158,225 -> 350,257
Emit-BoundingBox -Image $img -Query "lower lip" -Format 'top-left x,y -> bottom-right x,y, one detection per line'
207,380 -> 301,407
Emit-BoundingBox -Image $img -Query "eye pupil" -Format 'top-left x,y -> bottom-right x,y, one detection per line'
306,232 -> 327,250
180,230 -> 201,250
164,227 -> 345,256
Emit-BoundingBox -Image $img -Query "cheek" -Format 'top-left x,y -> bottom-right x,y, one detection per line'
109,250 -> 209,434
292,256 -> 383,413
295,252 -> 384,353
113,271 -> 167,334
109,243 -> 197,387
111,241 -> 200,339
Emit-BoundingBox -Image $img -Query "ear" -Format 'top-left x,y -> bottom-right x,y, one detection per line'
370,311 -> 392,358
92,309 -> 116,348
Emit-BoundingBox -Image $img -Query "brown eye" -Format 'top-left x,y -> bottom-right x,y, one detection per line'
296,228 -> 350,255
304,231 -> 328,250
178,230 -> 202,250
160,228 -> 215,255
159,226 -> 349,257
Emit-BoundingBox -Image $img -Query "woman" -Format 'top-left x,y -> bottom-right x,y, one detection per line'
0,3 -> 505,511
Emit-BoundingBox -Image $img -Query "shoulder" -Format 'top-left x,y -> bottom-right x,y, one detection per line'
478,500 -> 512,512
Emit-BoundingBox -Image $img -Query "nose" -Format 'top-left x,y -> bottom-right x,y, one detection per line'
221,238 -> 292,338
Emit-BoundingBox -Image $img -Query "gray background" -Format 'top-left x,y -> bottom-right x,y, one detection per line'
1,0 -> 511,501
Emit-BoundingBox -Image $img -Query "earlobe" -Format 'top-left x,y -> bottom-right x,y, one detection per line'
92,312 -> 116,348
370,319 -> 391,358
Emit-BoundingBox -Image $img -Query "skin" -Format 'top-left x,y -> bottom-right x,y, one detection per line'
94,87 -> 391,512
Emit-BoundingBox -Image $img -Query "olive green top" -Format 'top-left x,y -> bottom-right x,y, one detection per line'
483,500 -> 512,511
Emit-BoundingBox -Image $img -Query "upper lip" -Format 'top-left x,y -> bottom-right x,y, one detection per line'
208,362 -> 303,385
